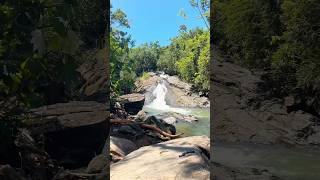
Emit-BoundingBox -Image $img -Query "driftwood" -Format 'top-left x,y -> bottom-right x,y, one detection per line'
110,119 -> 183,138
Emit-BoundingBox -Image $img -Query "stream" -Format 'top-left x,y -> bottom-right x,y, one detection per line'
142,78 -> 320,180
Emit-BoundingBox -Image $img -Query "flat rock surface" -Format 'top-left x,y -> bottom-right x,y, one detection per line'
21,101 -> 108,169
110,136 -> 210,180
118,93 -> 145,103
23,101 -> 108,134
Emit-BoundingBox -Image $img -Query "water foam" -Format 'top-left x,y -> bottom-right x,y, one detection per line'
146,81 -> 188,114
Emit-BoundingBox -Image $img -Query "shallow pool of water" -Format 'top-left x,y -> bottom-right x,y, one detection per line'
213,142 -> 320,180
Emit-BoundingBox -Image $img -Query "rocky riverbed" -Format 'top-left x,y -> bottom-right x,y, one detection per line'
212,48 -> 320,146
109,72 -> 283,180
211,48 -> 320,180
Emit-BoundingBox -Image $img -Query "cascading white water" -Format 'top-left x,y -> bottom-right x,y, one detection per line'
147,81 -> 171,110
146,80 -> 188,113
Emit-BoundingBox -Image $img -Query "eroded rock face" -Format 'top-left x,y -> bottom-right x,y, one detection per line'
23,101 -> 108,168
212,51 -> 320,146
117,93 -> 145,115
77,58 -> 109,103
110,136 -> 210,180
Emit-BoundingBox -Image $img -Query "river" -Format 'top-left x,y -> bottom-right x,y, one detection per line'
142,79 -> 320,180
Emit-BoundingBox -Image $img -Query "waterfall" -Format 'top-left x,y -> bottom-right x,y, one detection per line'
147,81 -> 170,110
146,80 -> 188,114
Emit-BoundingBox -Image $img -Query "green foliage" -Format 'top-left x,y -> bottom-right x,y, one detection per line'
214,0 -> 320,113
110,7 -> 136,102
157,46 -> 180,75
140,72 -> 151,81
111,1 -> 211,96
129,42 -> 161,76
214,0 -> 281,68
0,0 -> 107,146
0,0 -> 108,108
195,41 -> 210,90
173,29 -> 210,91
271,0 -> 320,102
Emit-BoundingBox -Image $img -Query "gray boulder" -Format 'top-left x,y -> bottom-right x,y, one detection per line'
117,93 -> 145,115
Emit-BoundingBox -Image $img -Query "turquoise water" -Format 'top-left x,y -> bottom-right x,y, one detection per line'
143,106 -> 210,137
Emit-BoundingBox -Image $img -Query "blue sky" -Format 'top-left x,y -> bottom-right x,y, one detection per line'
111,0 -> 208,47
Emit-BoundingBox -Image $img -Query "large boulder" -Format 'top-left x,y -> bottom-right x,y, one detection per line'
109,136 -> 137,163
110,136 -> 210,180
22,101 -> 108,168
117,93 -> 145,115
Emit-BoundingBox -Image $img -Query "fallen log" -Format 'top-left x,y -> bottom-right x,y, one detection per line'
110,119 -> 183,138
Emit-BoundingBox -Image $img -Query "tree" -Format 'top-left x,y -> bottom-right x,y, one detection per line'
213,0 -> 281,68
129,42 -> 161,76
110,7 -> 136,100
271,0 -> 320,112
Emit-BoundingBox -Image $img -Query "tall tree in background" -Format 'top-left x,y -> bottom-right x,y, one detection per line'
110,7 -> 136,100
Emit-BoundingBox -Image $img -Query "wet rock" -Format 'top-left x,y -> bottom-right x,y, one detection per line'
110,136 -> 210,180
22,101 -> 108,169
134,110 -> 147,121
162,117 -> 177,124
143,116 -> 176,135
117,93 -> 145,115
